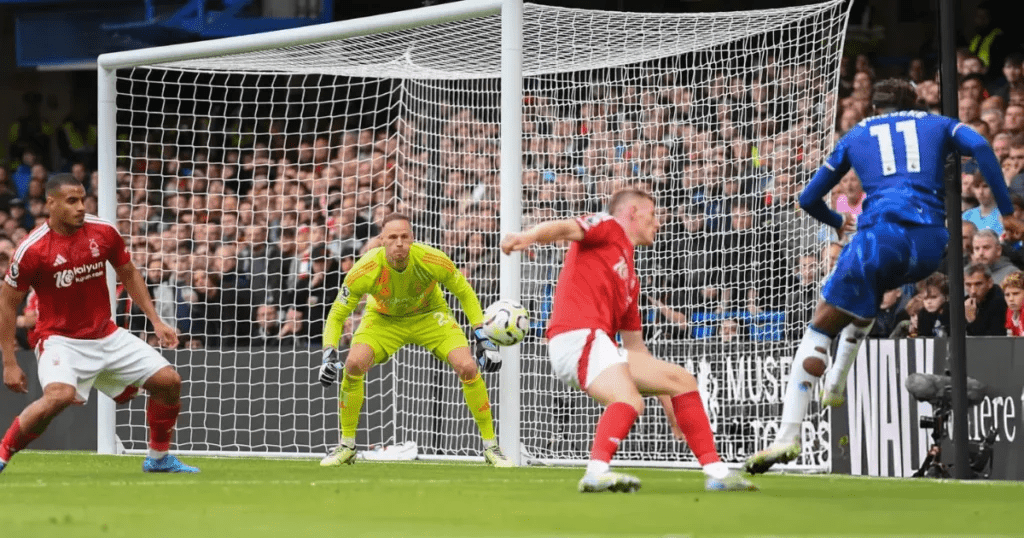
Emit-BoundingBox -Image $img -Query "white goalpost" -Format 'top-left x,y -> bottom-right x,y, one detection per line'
97,0 -> 851,471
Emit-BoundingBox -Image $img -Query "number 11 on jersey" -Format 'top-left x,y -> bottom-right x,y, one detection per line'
870,119 -> 921,176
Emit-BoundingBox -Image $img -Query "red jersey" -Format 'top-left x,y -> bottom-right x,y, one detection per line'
1006,307 -> 1024,336
4,216 -> 131,342
547,214 -> 641,339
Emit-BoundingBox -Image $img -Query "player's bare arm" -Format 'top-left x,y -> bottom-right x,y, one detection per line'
115,262 -> 178,349
500,219 -> 585,255
0,283 -> 29,393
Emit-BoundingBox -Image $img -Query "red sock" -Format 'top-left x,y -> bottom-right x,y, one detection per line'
590,402 -> 639,462
0,417 -> 41,462
672,391 -> 721,465
147,400 -> 180,452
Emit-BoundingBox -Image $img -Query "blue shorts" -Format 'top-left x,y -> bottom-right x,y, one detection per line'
822,223 -> 949,319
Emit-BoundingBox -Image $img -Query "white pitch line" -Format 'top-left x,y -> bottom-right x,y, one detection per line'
0,476 -> 573,489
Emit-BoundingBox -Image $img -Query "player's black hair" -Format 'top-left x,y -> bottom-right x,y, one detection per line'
44,173 -> 82,197
872,78 -> 920,111
959,72 -> 986,88
965,261 -> 993,280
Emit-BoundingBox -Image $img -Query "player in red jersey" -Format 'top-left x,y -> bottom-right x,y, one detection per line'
501,188 -> 756,492
0,174 -> 198,474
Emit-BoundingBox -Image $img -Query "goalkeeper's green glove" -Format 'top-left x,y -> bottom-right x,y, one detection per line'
319,347 -> 341,387
473,328 -> 502,373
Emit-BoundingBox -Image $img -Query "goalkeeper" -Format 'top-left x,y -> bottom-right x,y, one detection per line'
318,212 -> 512,467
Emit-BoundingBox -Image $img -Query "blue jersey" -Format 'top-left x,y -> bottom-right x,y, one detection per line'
800,110 -> 1011,230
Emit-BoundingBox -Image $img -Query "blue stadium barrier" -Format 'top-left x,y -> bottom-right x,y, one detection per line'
690,310 -> 786,341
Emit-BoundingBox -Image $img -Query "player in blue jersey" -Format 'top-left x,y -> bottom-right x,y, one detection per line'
745,78 -> 1024,474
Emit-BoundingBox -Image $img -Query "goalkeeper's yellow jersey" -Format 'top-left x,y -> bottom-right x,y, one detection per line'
322,243 -> 485,348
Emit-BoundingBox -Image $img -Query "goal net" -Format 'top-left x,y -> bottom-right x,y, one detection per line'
103,0 -> 850,469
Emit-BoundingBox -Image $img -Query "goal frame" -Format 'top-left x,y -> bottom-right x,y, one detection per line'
94,0 -> 850,472
95,0 -> 524,461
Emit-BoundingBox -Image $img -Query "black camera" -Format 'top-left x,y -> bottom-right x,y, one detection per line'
905,372 -> 993,479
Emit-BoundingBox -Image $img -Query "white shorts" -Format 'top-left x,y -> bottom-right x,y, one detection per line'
36,328 -> 171,403
547,329 -> 628,390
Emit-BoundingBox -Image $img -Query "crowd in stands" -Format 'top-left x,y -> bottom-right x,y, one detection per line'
2,41 -> 1024,350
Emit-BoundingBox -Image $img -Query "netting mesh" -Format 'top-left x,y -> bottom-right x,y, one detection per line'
112,1 -> 850,467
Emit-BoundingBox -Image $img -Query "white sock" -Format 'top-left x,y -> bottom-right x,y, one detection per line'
777,327 -> 833,445
482,438 -> 497,449
702,461 -> 730,480
148,449 -> 168,460
341,436 -> 356,449
586,460 -> 610,475
824,320 -> 873,392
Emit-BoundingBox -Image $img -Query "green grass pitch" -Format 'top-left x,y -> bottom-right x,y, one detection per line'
2,452 -> 1023,538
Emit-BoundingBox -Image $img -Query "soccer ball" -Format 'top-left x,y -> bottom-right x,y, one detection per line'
482,300 -> 530,346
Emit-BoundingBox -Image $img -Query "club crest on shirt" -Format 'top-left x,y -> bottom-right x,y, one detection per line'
613,256 -> 629,279
341,285 -> 351,299
580,214 -> 606,229
89,238 -> 100,258
9,262 -> 18,280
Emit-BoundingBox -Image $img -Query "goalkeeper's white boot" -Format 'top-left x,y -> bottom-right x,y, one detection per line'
743,441 -> 801,475
577,471 -> 641,493
483,445 -> 514,468
320,444 -> 357,467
